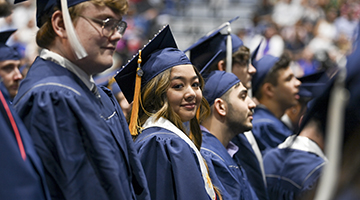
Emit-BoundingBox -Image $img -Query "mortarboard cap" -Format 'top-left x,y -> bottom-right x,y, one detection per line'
251,39 -> 262,64
251,55 -> 279,97
297,70 -> 329,98
15,0 -> 88,59
14,0 -> 88,28
115,25 -> 191,136
184,17 -> 242,72
203,70 -> 240,106
115,25 -> 190,103
0,29 -> 21,61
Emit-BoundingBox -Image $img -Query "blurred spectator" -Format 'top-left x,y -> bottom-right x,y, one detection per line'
293,47 -> 321,76
301,0 -> 325,25
272,0 -> 304,27
251,22 -> 285,58
11,0 -> 34,30
0,14 -> 16,31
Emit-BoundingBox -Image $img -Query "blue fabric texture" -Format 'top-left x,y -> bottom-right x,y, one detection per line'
201,131 -> 259,200
13,57 -> 150,200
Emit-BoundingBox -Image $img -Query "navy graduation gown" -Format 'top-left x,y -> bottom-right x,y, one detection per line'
0,88 -> 51,200
201,131 -> 258,200
13,57 -> 150,200
252,106 -> 294,154
263,136 -> 326,200
232,134 -> 269,200
135,126 -> 211,200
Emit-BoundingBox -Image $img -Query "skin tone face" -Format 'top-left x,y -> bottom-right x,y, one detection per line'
232,62 -> 257,89
0,59 -> 22,98
52,2 -> 123,75
225,82 -> 256,133
166,65 -> 202,122
273,66 -> 301,110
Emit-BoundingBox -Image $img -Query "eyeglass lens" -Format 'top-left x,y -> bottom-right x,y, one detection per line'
102,18 -> 127,37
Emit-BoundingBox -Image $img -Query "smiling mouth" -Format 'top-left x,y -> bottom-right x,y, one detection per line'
182,103 -> 196,109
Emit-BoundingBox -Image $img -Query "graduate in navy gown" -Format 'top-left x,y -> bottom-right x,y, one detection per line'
185,19 -> 268,200
0,29 -> 23,102
0,29 -> 51,200
199,70 -> 258,200
263,71 -> 330,200
251,53 -> 301,154
13,0 -> 150,199
296,25 -> 360,199
115,25 -> 219,200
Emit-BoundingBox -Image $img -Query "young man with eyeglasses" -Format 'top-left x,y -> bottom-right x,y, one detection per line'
13,0 -> 150,199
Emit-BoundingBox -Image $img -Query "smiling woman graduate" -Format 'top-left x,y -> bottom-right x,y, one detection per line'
115,25 -> 220,200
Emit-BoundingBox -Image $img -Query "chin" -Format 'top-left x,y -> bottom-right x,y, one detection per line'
180,115 -> 195,122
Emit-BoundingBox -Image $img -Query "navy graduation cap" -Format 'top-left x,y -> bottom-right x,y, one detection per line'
184,17 -> 243,73
203,70 -> 240,106
14,0 -> 88,28
115,25 -> 191,135
0,29 -> 21,62
251,55 -> 279,97
297,70 -> 329,98
15,0 -> 88,59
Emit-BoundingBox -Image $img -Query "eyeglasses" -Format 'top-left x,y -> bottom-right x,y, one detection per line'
80,15 -> 127,37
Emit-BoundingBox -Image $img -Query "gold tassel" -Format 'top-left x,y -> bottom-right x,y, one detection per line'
129,50 -> 143,136
196,105 -> 201,121
107,77 -> 116,91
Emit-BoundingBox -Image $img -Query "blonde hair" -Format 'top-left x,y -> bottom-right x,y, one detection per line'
138,66 -> 210,150
36,0 -> 128,49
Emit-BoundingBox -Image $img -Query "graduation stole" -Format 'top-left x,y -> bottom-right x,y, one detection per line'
0,90 -> 26,160
143,116 -> 216,200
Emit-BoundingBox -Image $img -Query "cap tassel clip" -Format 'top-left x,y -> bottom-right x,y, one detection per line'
129,50 -> 143,136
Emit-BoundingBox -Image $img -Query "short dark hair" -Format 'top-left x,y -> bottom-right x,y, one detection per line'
254,52 -> 291,99
208,45 -> 250,71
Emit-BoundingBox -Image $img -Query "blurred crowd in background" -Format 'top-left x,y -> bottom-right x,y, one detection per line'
1,0 -> 359,79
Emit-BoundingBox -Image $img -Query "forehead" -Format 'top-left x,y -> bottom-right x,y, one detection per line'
78,2 -> 121,18
170,65 -> 196,77
0,60 -> 20,67
277,66 -> 293,78
231,82 -> 246,94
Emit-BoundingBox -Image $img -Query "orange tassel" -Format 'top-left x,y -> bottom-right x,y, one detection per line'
129,50 -> 143,136
196,105 -> 201,121
107,77 -> 116,91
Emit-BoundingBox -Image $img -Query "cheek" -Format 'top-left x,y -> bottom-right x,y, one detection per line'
196,90 -> 202,105
166,91 -> 180,109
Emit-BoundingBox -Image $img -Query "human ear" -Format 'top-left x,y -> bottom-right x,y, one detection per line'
217,60 -> 226,71
52,10 -> 67,38
214,98 -> 227,117
263,83 -> 275,98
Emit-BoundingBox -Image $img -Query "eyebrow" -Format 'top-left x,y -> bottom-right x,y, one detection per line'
238,89 -> 248,97
170,75 -> 198,81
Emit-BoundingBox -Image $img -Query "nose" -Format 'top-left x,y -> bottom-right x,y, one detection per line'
184,85 -> 196,101
294,77 -> 301,88
13,67 -> 23,81
248,63 -> 256,75
108,29 -> 122,42
247,96 -> 256,110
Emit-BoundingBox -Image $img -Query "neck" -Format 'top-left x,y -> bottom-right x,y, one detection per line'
202,116 -> 234,148
259,98 -> 287,119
